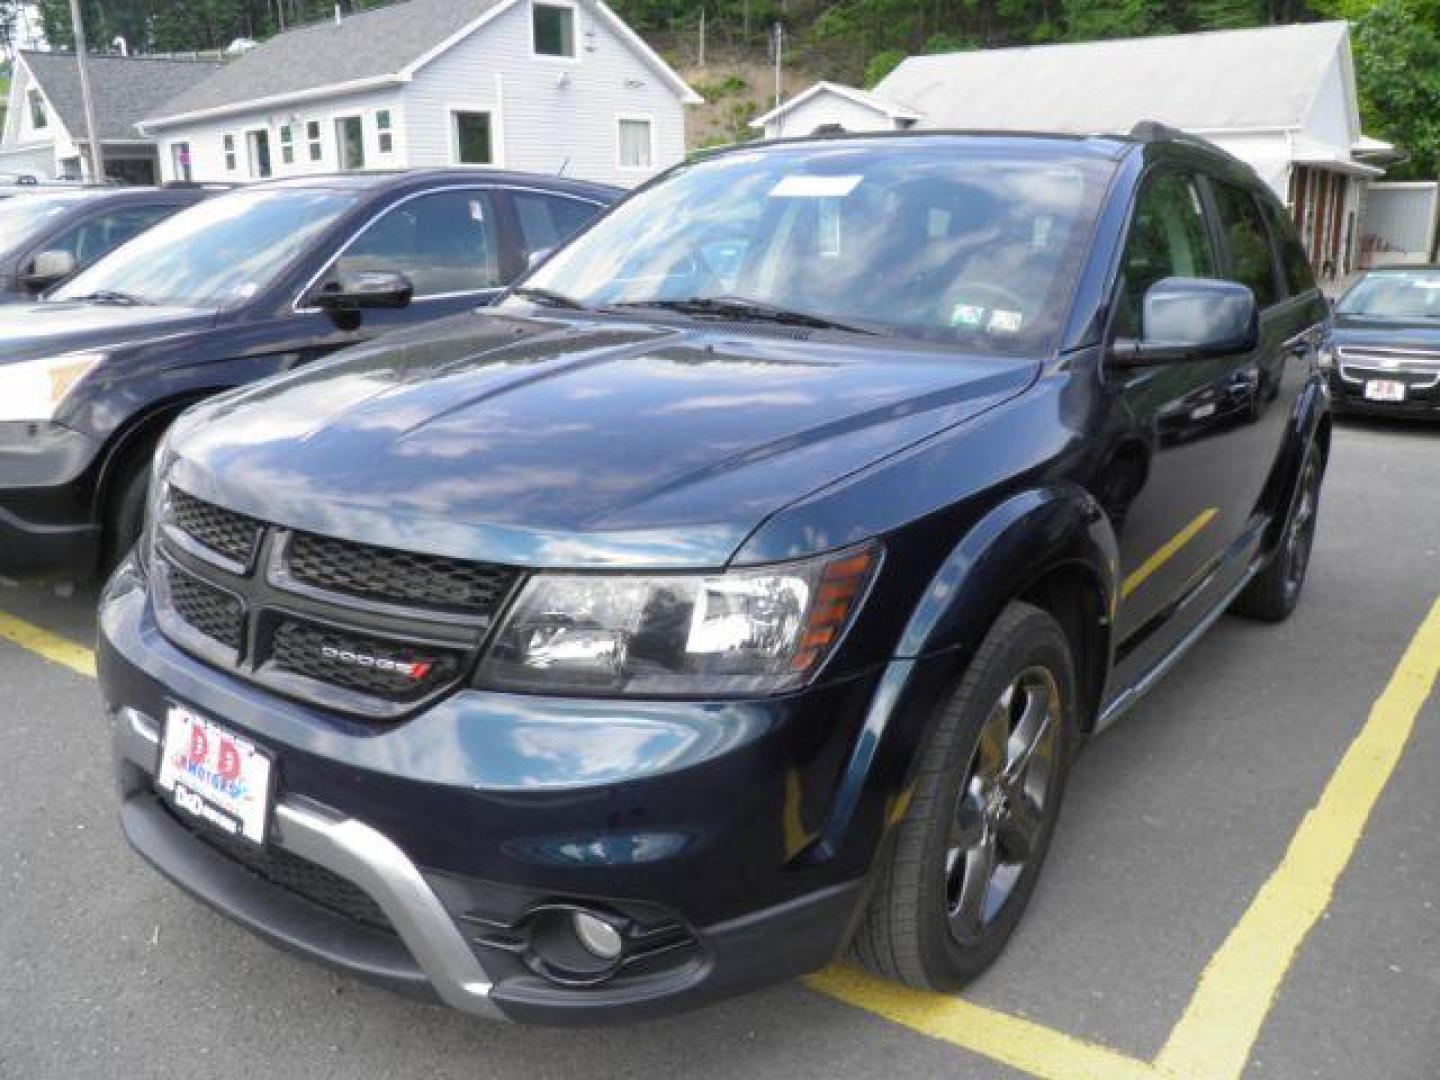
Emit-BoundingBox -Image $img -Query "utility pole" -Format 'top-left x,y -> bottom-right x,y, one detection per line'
772,23 -> 784,110
698,8 -> 706,69
69,0 -> 105,183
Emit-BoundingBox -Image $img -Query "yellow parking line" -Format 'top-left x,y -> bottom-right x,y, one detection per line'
0,610 -> 95,678
807,968 -> 1157,1080
1154,594 -> 1440,1080
1122,509 -> 1218,598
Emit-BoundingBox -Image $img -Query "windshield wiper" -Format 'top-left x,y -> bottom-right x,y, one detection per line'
613,296 -> 883,336
59,289 -> 152,307
510,286 -> 589,311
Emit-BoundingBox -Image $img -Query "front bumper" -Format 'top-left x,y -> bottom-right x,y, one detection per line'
99,559 -> 888,1024
0,420 -> 103,576
1328,369 -> 1440,418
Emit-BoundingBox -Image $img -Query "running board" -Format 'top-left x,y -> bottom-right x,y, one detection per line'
1093,558 -> 1262,733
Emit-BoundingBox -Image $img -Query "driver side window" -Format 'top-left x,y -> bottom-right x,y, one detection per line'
1115,173 -> 1216,337
334,189 -> 501,299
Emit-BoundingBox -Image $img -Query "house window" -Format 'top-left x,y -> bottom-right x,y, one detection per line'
533,3 -> 576,57
453,111 -> 493,164
279,125 -> 295,165
376,110 -> 395,155
307,120 -> 323,162
336,116 -> 365,171
223,133 -> 238,172
169,143 -> 193,182
618,118 -> 653,170
28,90 -> 48,130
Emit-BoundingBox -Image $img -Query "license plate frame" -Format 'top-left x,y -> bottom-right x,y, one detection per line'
155,704 -> 276,848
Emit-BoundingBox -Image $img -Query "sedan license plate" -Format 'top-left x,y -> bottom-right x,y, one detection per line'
156,705 -> 275,847
1364,379 -> 1407,402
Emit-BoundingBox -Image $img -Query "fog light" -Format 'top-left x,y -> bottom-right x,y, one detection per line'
573,911 -> 624,961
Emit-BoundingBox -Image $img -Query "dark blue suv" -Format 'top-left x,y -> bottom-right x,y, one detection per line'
0,169 -> 616,580
98,128 -> 1330,1025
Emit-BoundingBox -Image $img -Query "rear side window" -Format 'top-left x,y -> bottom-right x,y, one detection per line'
1114,172 -> 1217,336
336,189 -> 502,297
1260,198 -> 1317,298
513,192 -> 600,256
1210,182 -> 1281,309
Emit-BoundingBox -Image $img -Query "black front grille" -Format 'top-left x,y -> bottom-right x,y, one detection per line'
168,488 -> 261,566
287,531 -> 516,615
269,619 -> 463,701
162,799 -> 393,932
166,564 -> 244,651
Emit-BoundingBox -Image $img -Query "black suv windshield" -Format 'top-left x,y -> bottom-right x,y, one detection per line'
52,188 -> 356,308
515,142 -> 1114,353
1337,269 -> 1440,321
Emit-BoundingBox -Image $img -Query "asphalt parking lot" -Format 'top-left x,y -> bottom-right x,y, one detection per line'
1,418 -> 1436,1080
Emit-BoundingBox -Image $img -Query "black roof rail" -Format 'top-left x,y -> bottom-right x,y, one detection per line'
1127,120 -> 1219,151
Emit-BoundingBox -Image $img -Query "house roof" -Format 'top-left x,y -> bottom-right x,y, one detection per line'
18,51 -> 220,143
749,80 -> 923,129
875,22 -> 1356,137
144,0 -> 700,129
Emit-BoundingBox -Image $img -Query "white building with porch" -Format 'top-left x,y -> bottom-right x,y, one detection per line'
754,23 -> 1393,285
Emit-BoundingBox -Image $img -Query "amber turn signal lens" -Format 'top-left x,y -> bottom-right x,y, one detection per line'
790,546 -> 877,673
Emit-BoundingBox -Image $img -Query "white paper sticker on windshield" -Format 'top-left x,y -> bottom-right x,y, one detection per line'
950,303 -> 986,329
988,309 -> 1024,333
770,175 -> 862,199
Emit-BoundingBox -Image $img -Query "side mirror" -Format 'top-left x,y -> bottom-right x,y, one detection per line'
313,270 -> 414,313
1111,277 -> 1258,366
22,249 -> 78,292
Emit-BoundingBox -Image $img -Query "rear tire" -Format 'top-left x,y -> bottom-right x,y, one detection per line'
852,602 -> 1077,990
1231,440 -> 1323,623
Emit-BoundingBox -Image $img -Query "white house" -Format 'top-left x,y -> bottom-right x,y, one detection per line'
0,51 -> 219,184
139,0 -> 702,188
754,23 -> 1394,283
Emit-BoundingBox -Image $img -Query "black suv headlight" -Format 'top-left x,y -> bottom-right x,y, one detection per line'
475,545 -> 878,696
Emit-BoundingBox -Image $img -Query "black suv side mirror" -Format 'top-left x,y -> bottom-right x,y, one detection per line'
22,249 -> 78,293
313,271 -> 415,329
1111,277 -> 1258,366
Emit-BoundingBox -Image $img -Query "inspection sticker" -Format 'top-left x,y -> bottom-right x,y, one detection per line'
988,309 -> 1024,333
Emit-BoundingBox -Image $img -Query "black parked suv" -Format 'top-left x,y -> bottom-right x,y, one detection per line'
0,185 -> 210,301
99,127 -> 1330,1025
0,169 -> 617,579
1322,265 -> 1440,418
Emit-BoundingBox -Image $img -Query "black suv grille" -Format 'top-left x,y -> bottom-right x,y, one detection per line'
163,799 -> 394,932
168,488 -> 261,566
269,619 -> 464,700
152,488 -> 517,720
288,531 -> 517,615
166,564 -> 244,651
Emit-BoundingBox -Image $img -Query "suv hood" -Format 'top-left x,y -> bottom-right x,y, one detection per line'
171,314 -> 1040,568
0,300 -> 215,362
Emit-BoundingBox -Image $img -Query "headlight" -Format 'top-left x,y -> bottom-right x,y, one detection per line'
476,546 -> 878,696
1317,343 -> 1336,371
0,352 -> 105,423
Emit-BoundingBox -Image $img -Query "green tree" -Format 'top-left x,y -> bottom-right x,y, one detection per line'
1351,0 -> 1440,177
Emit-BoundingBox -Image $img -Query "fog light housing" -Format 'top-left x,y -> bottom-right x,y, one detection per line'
524,905 -> 629,986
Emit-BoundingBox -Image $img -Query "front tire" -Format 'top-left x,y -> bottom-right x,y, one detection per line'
852,602 -> 1077,990
102,456 -> 152,576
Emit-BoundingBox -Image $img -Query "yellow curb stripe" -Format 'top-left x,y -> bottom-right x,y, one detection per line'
1122,508 -> 1219,599
0,610 -> 96,678
806,968 -> 1157,1080
1154,595 -> 1440,1080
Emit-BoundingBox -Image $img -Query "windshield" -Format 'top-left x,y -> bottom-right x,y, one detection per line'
1337,270 -> 1440,321
52,189 -> 357,308
515,143 -> 1113,353
0,194 -> 88,252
